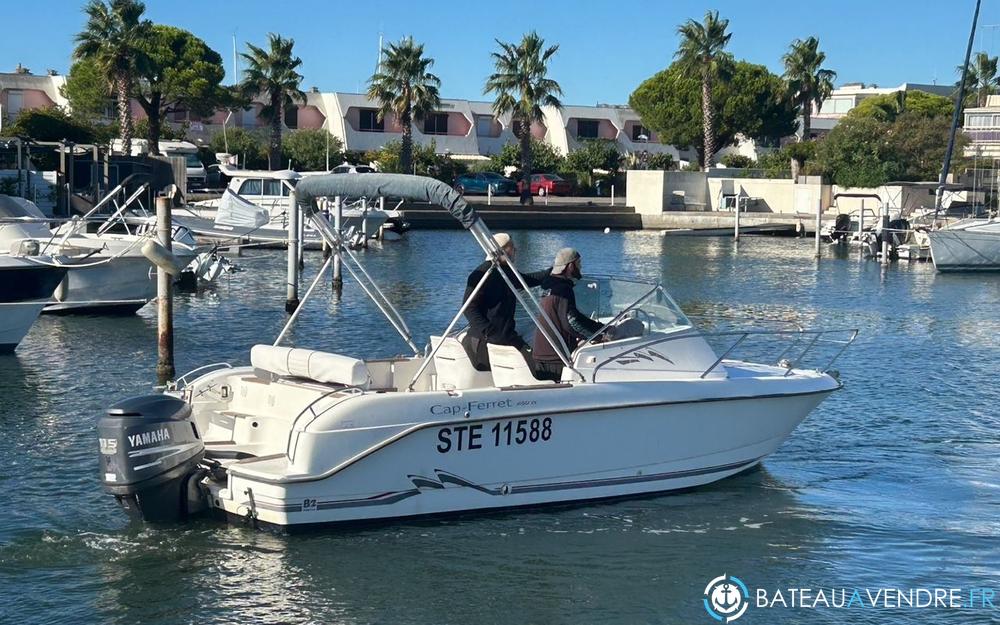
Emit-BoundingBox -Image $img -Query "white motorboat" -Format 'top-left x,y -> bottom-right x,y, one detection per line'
181,165 -> 404,247
98,174 -> 856,529
928,217 -> 1000,272
0,256 -> 66,352
0,194 -> 198,314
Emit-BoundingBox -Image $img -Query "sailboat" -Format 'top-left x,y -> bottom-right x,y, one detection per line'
928,217 -> 1000,271
927,0 -> 1000,271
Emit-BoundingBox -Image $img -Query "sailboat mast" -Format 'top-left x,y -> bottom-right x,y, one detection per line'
937,0 -> 983,211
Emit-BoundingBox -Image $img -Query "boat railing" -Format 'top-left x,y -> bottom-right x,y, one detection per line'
286,387 -> 366,461
170,362 -> 234,390
590,328 -> 858,383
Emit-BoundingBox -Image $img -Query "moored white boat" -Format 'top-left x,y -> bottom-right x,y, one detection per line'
0,256 -> 66,352
184,166 -> 401,247
0,194 -> 198,313
98,174 -> 857,530
928,218 -> 1000,271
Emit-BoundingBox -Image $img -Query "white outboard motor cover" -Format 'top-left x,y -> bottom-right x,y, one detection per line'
250,345 -> 371,387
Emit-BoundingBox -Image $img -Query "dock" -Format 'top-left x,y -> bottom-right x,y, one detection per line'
400,196 -> 825,234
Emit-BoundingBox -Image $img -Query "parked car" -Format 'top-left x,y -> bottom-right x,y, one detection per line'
453,172 -> 517,195
517,173 -> 574,196
330,163 -> 377,174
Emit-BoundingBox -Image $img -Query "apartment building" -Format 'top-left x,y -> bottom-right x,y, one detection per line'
0,68 -> 682,162
807,82 -> 954,139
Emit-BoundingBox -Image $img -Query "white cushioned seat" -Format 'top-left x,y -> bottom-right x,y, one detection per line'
250,345 -> 371,387
430,335 -> 492,390
486,344 -> 554,387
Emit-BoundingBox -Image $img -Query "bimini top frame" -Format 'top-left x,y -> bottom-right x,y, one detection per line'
294,173 -> 579,379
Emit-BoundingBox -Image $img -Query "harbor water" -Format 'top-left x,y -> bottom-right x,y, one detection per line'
1,231 -> 997,625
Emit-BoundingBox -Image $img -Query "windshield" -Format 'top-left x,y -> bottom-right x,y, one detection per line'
573,276 -> 691,340
167,152 -> 203,168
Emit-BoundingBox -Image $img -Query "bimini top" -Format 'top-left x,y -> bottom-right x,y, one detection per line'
295,173 -> 478,229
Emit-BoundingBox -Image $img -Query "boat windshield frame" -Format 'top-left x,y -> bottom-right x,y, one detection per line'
574,275 -> 692,347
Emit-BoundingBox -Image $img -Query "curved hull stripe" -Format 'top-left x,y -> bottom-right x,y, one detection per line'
243,456 -> 762,514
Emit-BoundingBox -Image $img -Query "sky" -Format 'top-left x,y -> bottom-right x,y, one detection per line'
0,0 -> 994,105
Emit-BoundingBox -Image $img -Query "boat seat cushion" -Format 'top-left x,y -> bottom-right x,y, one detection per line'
250,345 -> 371,387
430,335 -> 493,390
487,344 -> 555,387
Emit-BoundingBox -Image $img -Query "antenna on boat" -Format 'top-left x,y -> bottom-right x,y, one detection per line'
937,0 -> 982,213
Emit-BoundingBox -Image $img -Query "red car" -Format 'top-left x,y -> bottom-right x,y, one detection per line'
517,173 -> 573,196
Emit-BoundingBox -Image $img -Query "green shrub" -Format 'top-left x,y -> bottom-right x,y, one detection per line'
208,127 -> 268,169
488,139 -> 565,176
720,153 -> 756,168
9,107 -> 96,143
646,152 -> 676,171
282,129 -> 344,172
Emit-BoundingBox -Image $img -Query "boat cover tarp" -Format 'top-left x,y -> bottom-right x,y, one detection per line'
0,195 -> 48,220
295,173 -> 478,229
214,189 -> 270,228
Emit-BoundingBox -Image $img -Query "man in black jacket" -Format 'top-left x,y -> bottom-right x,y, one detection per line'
532,247 -> 604,381
462,233 -> 550,371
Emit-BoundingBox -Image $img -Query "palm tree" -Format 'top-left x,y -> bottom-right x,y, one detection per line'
368,37 -> 441,175
956,51 -> 999,107
783,36 -> 836,142
74,0 -> 150,155
240,34 -> 306,170
674,10 -> 732,169
485,32 -> 562,205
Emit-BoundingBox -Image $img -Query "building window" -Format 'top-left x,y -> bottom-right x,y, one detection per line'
631,124 -> 651,142
5,91 -> 23,119
242,107 -> 257,128
284,106 -> 298,129
820,98 -> 854,115
476,115 -> 495,137
359,108 -> 384,132
967,114 -> 995,128
577,119 -> 600,139
424,113 -> 449,135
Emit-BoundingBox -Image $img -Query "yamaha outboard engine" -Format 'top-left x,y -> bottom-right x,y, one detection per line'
98,394 -> 206,522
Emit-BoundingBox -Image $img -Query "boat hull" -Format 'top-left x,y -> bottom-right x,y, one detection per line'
929,224 -> 1000,271
213,387 -> 830,528
45,256 -> 157,313
0,259 -> 65,351
43,248 -> 196,314
0,302 -> 48,352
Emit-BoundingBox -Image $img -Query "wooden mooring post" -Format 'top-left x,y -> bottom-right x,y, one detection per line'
155,195 -> 174,384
